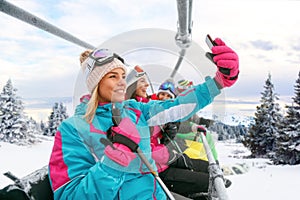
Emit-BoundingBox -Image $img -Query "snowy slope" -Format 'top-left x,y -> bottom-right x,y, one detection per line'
1,139 -> 299,200
216,141 -> 300,200
0,137 -> 54,188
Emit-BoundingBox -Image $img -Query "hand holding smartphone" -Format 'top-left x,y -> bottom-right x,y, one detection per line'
205,34 -> 231,76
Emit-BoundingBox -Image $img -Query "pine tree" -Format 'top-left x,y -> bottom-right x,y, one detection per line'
44,102 -> 69,136
243,73 -> 283,158
40,120 -> 46,132
0,79 -> 36,145
273,71 -> 300,165
25,117 -> 42,143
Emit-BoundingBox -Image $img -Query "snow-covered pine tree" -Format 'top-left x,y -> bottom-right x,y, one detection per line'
0,79 -> 38,145
25,116 -> 42,143
44,102 -> 68,136
273,71 -> 300,165
208,121 -> 247,141
243,73 -> 283,158
40,120 -> 46,132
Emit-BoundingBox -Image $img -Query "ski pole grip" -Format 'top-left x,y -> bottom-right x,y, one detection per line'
197,127 -> 207,133
108,134 -> 139,153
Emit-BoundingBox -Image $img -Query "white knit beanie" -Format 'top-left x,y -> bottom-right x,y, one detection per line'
81,56 -> 127,93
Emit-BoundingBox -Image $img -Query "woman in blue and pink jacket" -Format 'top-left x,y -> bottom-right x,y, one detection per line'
48,37 -> 239,199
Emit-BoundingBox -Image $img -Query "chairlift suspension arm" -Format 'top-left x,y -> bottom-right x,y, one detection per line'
175,0 -> 193,49
171,0 -> 193,78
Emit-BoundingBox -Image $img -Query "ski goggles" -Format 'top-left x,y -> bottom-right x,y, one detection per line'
133,65 -> 146,78
135,71 -> 146,79
159,82 -> 176,95
85,48 -> 124,75
126,66 -> 147,86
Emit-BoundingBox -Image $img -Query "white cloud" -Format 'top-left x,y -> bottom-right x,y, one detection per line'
0,0 -> 299,108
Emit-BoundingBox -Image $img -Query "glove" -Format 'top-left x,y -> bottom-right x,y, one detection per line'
212,38 -> 239,88
191,124 -> 207,136
191,124 -> 207,141
104,117 -> 140,166
169,153 -> 193,170
161,122 -> 178,144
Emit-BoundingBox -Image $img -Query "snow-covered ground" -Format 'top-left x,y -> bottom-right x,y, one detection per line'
217,141 -> 300,200
0,137 -> 54,188
1,138 -> 299,200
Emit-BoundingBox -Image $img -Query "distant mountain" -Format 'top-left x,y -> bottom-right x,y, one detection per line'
23,97 -> 72,109
216,114 -> 254,127
198,110 -> 254,127
22,96 -> 254,128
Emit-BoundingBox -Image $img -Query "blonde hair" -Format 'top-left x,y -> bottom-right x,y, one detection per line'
84,84 -> 99,123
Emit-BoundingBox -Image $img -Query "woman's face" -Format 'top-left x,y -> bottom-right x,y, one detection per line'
97,68 -> 126,103
135,77 -> 149,98
157,92 -> 173,100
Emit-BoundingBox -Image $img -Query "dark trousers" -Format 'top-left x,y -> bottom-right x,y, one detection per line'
159,159 -> 209,197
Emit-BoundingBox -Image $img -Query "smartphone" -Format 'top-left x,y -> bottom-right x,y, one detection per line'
205,34 -> 216,50
205,34 -> 216,64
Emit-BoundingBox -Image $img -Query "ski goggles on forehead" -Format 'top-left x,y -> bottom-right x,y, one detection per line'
135,71 -> 146,78
133,66 -> 146,78
85,48 -> 124,73
159,82 -> 175,94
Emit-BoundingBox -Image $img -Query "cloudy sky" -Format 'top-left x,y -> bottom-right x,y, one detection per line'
0,0 -> 299,119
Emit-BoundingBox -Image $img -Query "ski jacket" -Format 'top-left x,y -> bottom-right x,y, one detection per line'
150,125 -> 170,172
48,76 -> 220,200
133,94 -> 170,172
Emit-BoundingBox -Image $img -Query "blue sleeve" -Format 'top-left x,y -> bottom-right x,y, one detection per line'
142,76 -> 220,126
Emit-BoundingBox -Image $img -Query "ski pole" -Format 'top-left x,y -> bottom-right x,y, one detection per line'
3,172 -> 31,199
100,137 -> 175,200
3,172 -> 23,188
199,131 -> 230,200
135,148 -> 175,200
0,0 -> 95,49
